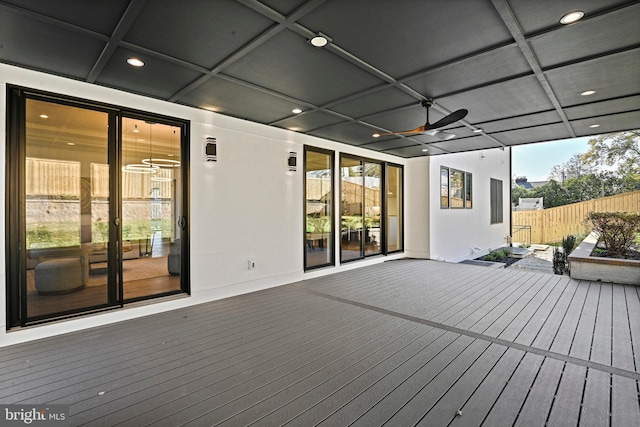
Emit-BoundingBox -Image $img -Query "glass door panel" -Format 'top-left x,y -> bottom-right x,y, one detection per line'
305,149 -> 333,269
341,157 -> 363,261
364,162 -> 382,256
386,165 -> 403,252
121,118 -> 181,300
24,99 -> 111,319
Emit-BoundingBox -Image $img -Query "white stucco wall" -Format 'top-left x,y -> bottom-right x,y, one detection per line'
428,149 -> 512,262
0,63 -> 511,345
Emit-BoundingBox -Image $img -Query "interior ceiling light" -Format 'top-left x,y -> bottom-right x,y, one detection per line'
309,33 -> 330,47
372,133 -> 381,138
560,11 -> 584,24
127,57 -> 145,67
581,90 -> 596,96
39,114 -> 48,119
590,124 -> 600,128
473,128 -> 483,133
292,108 -> 303,114
422,148 -> 429,152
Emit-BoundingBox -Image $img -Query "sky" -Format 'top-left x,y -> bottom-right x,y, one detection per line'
511,136 -> 592,182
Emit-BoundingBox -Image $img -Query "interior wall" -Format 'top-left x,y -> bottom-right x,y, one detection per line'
428,148 -> 512,262
0,64 -> 408,345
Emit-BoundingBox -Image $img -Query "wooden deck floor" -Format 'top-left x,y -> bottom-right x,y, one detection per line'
0,259 -> 638,426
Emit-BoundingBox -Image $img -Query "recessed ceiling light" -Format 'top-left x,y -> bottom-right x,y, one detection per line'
422,148 -> 429,152
589,124 -> 600,128
39,114 -> 48,119
580,90 -> 596,96
292,108 -> 303,114
473,128 -> 483,133
66,142 -> 75,146
560,11 -> 584,25
127,57 -> 145,67
309,33 -> 330,47
372,133 -> 381,138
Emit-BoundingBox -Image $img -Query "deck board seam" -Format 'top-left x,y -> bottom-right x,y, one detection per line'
294,285 -> 640,381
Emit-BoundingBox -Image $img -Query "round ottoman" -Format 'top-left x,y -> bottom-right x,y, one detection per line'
34,257 -> 85,294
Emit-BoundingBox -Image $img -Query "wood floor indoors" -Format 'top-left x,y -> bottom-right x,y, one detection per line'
1,259 -> 639,426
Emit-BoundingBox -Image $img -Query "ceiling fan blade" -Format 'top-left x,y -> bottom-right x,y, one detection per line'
375,125 -> 426,137
428,109 -> 468,129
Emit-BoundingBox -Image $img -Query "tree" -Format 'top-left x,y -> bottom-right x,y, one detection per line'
549,153 -> 598,182
530,180 -> 570,208
511,184 -> 532,207
582,131 -> 640,178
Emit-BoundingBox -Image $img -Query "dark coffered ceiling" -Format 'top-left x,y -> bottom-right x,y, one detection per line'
1,0 -> 638,157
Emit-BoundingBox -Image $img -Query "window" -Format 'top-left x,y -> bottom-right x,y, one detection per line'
304,148 -> 334,270
440,167 -> 449,208
441,166 -> 472,209
490,178 -> 503,224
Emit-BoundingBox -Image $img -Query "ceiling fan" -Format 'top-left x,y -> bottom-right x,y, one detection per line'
373,100 -> 468,140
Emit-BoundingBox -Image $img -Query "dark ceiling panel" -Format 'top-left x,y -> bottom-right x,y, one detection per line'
0,9 -> 105,79
259,0 -> 308,16
438,75 -> 555,124
0,0 -> 637,158
403,44 -> 532,99
545,49 -> 640,108
570,110 -> 640,136
479,110 -> 562,133
123,0 -> 275,69
274,111 -> 345,132
297,0 -> 513,78
508,0 -> 632,35
96,47 -> 203,100
1,0 -> 130,35
565,95 -> 640,120
309,122 -> 380,146
428,136 -> 502,153
493,123 -> 572,145
223,29 -> 384,105
177,76 -> 304,124
329,87 -> 417,119
529,4 -> 640,69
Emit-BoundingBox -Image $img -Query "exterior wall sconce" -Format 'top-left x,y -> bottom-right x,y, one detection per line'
204,137 -> 217,162
288,151 -> 297,172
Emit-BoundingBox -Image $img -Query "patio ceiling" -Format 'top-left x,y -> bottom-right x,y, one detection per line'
1,0 -> 638,157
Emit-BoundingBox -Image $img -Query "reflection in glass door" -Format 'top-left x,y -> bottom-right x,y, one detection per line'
304,148 -> 333,270
340,157 -> 363,261
24,99 -> 112,319
121,118 -> 182,300
364,162 -> 382,256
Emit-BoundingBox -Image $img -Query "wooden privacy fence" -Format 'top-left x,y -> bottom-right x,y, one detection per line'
512,190 -> 640,244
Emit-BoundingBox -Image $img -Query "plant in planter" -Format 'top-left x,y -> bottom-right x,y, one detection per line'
584,211 -> 640,258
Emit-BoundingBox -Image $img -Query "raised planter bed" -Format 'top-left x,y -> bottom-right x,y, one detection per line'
568,232 -> 640,285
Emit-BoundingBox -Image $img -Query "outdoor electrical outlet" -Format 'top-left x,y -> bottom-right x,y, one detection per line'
247,259 -> 255,270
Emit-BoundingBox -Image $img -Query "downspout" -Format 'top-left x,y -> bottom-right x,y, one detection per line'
509,147 -> 513,248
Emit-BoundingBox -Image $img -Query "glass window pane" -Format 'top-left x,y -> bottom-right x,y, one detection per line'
364,162 -> 381,256
450,169 -> 464,208
305,149 -> 333,269
440,167 -> 449,208
386,165 -> 403,252
465,173 -> 473,208
341,157 -> 363,261
121,118 -> 182,299
25,99 -> 110,318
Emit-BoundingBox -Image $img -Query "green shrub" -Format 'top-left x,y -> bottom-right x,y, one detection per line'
562,235 -> 576,256
584,211 -> 640,258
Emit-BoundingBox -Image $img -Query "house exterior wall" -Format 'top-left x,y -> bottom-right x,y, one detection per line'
0,63 -> 510,345
428,149 -> 512,262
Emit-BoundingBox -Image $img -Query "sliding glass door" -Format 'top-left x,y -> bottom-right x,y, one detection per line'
6,87 -> 189,327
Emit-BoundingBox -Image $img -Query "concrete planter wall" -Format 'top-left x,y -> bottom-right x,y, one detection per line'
568,232 -> 640,285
